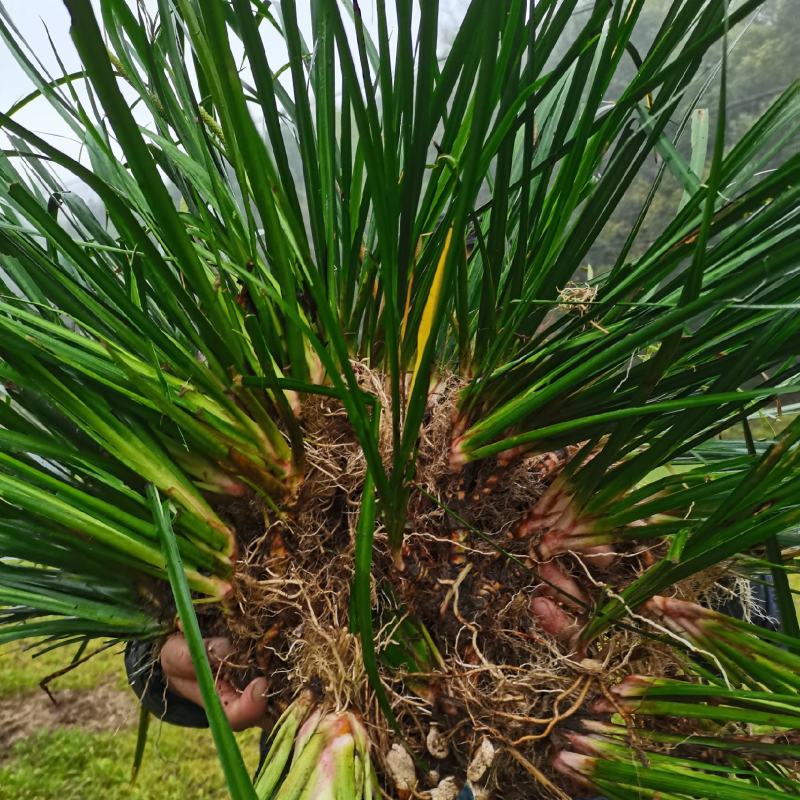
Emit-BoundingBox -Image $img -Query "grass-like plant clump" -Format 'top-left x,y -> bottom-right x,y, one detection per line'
0,1 -> 799,798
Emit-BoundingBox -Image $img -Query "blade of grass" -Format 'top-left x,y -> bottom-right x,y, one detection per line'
148,484 -> 256,800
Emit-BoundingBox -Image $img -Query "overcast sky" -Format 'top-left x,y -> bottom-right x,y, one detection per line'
0,0 -> 468,158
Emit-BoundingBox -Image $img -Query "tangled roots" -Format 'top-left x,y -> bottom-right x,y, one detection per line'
202,370 -> 725,799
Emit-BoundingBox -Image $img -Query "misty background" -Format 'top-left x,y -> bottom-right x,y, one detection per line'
0,0 -> 798,273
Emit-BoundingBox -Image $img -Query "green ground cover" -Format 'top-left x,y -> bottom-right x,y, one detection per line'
0,643 -> 260,800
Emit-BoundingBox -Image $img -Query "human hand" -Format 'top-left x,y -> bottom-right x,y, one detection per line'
160,633 -> 269,731
532,559 -> 590,645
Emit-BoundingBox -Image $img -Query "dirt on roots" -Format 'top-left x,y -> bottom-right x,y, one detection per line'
201,369 -> 723,799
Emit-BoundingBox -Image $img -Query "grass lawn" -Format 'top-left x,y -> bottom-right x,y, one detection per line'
0,642 -> 261,800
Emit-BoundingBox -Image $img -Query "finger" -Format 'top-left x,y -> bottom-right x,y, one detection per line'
531,596 -> 580,642
167,674 -> 268,731
219,678 -> 270,732
160,634 -> 197,680
161,635 -> 234,681
168,675 -> 243,712
167,675 -> 205,707
205,637 -> 234,667
537,560 -> 589,611
580,545 -> 618,571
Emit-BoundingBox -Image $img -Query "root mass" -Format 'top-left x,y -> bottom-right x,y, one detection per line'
200,372 -> 716,799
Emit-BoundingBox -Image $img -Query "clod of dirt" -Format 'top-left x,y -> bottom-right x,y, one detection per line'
0,683 -> 136,752
431,776 -> 460,800
467,737 -> 496,783
386,742 -> 416,797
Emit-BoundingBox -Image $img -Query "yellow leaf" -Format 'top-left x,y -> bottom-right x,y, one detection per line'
409,227 -> 453,397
